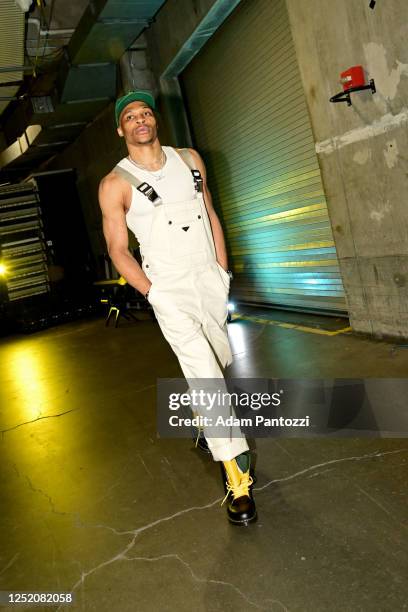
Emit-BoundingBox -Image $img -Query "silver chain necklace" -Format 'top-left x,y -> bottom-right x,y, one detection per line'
127,148 -> 167,181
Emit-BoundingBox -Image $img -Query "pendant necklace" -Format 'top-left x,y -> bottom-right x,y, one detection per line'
128,149 -> 167,181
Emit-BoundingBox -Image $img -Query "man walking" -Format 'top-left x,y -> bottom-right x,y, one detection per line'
98,90 -> 257,525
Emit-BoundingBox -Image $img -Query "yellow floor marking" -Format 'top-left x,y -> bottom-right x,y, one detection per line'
231,314 -> 352,336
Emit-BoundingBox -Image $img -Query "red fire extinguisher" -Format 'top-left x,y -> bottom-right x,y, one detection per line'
340,66 -> 366,91
330,65 -> 376,106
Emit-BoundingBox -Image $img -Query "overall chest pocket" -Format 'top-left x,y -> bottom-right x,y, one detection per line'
165,200 -> 207,257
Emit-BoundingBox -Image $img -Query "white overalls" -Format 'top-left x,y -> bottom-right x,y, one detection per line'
115,146 -> 249,461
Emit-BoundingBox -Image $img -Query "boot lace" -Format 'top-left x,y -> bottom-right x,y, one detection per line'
221,473 -> 253,506
194,426 -> 203,448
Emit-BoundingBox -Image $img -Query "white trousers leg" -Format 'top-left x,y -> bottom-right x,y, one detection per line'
148,263 -> 249,462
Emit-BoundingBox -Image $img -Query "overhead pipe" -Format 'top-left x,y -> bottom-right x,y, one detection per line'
27,18 -> 75,38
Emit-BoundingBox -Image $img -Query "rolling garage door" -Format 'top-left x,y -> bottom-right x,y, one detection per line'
180,0 -> 346,313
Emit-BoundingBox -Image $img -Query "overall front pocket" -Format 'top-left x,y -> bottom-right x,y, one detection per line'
216,261 -> 231,290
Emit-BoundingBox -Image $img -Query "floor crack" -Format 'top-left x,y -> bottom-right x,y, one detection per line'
122,552 -> 284,610
1,408 -> 80,437
254,448 -> 408,492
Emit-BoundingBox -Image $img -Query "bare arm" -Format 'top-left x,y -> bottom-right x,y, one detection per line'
188,148 -> 229,271
98,173 -> 151,296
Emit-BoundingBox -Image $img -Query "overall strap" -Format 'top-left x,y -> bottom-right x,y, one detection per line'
177,148 -> 204,193
113,165 -> 162,206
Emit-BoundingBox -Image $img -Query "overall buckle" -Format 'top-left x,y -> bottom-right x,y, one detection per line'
137,182 -> 162,205
191,169 -> 203,193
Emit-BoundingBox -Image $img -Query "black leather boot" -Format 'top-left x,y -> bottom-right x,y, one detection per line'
221,452 -> 257,526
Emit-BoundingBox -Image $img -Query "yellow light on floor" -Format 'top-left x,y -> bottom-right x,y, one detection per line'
7,346 -> 51,425
0,263 -> 7,276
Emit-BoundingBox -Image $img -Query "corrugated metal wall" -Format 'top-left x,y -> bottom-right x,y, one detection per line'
0,1 -> 25,115
181,0 -> 346,313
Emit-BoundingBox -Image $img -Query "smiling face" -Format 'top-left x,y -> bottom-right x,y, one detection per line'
117,100 -> 158,146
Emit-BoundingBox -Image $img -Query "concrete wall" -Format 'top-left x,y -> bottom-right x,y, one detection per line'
286,0 -> 408,338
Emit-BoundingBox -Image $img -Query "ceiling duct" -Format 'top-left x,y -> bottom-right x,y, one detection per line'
57,58 -> 117,103
0,0 -> 166,178
68,0 -> 163,64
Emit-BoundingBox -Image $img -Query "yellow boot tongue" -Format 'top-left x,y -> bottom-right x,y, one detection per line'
235,451 -> 250,474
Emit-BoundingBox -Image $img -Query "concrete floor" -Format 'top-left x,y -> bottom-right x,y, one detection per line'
0,307 -> 407,611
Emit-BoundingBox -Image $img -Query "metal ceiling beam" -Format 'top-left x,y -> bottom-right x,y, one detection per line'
161,0 -> 242,78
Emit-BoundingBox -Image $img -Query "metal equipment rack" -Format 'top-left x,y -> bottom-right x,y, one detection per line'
0,180 -> 50,303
